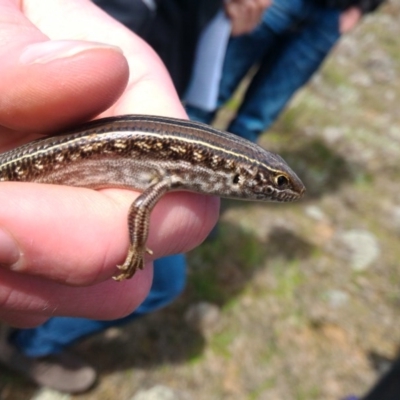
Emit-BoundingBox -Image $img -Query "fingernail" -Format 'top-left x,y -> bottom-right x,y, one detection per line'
0,228 -> 21,267
20,40 -> 122,65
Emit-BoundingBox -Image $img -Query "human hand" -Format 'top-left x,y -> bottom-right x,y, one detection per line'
0,0 -> 219,328
224,0 -> 272,37
340,6 -> 362,34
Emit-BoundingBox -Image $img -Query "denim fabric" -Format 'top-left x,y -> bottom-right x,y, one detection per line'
261,0 -> 313,34
12,254 -> 186,357
186,0 -> 341,142
227,7 -> 341,141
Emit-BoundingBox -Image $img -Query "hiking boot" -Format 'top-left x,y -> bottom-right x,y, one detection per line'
0,324 -> 97,393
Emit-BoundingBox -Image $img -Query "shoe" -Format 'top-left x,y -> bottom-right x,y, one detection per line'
0,324 -> 97,393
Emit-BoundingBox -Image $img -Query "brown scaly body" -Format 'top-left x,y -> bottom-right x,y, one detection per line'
0,115 -> 305,280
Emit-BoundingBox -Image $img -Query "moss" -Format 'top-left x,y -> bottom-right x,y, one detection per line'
271,260 -> 304,300
210,330 -> 235,358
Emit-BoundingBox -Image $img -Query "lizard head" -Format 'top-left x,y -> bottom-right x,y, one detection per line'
233,151 -> 306,202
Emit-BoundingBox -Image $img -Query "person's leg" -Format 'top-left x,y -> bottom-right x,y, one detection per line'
185,21 -> 278,124
11,254 -> 186,357
218,0 -> 314,107
186,0 -> 315,125
134,253 -> 186,316
216,31 -> 276,107
228,7 -> 341,141
186,0 -> 311,124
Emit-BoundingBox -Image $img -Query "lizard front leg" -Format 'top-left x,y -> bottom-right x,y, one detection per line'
113,179 -> 172,281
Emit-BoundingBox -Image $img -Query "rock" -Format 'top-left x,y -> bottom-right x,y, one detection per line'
322,126 -> 345,145
325,290 -> 349,308
130,385 -> 180,400
390,206 -> 400,235
30,388 -> 71,400
304,205 -> 327,221
337,229 -> 380,271
184,302 -> 221,333
350,71 -> 372,87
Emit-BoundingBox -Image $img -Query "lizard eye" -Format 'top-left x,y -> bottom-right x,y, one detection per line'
275,175 -> 289,187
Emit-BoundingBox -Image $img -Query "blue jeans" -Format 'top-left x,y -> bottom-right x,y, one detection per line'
186,0 -> 341,142
11,254 -> 186,357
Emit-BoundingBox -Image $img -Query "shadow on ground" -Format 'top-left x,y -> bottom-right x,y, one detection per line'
278,138 -> 364,199
69,220 -> 316,376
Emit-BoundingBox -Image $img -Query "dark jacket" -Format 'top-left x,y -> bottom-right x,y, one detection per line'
93,0 -> 222,97
145,0 -> 222,96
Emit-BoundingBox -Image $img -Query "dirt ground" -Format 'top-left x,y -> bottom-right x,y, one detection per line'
1,2 -> 400,400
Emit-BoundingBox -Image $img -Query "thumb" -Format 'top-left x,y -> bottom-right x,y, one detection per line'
0,1 -> 129,135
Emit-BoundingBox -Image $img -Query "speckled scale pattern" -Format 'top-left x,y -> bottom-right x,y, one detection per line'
0,115 -> 305,202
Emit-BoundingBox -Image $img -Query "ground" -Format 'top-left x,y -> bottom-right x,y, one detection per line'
1,2 -> 400,399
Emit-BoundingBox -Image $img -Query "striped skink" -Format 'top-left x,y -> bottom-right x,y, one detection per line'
0,115 -> 305,281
